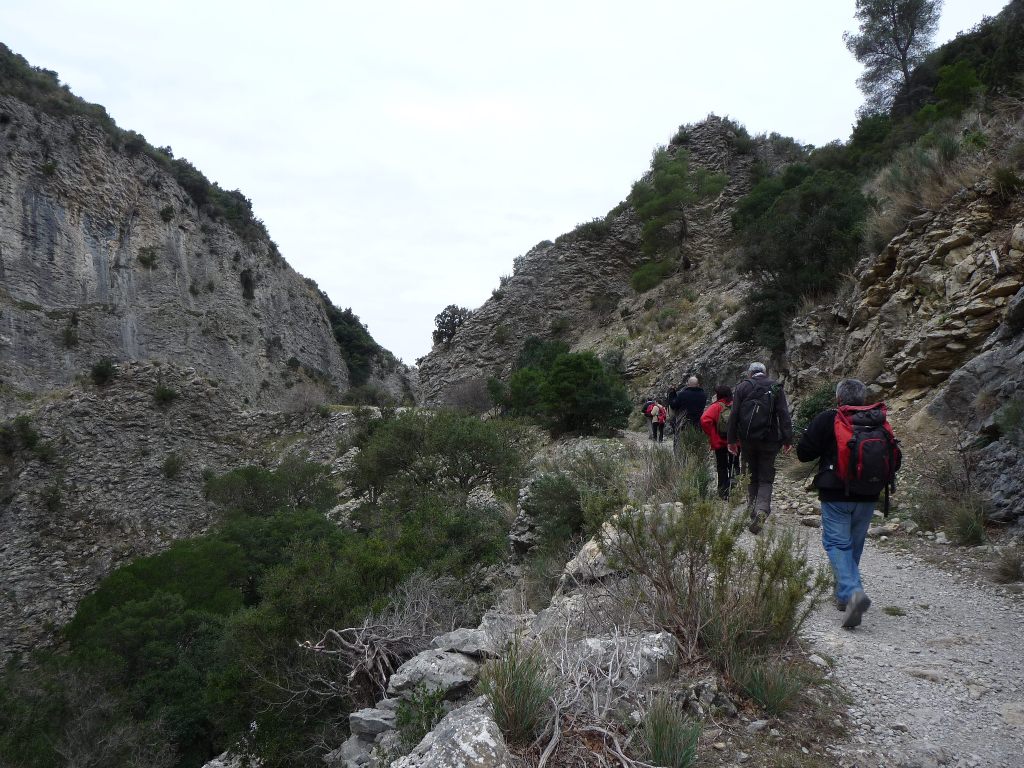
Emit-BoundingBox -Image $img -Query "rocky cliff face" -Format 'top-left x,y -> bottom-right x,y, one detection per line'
417,117 -> 778,405
0,93 -> 391,411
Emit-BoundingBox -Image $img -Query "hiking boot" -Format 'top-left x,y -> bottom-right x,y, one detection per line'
841,590 -> 871,629
748,512 -> 764,535
835,598 -> 847,612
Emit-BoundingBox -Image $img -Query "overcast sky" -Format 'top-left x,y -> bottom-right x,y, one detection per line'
4,0 -> 1009,364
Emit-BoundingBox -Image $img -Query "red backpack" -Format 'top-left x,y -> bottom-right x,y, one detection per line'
834,403 -> 901,512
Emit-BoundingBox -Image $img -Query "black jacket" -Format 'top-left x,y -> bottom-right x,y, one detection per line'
797,409 -> 878,502
726,374 -> 793,445
673,387 -> 706,426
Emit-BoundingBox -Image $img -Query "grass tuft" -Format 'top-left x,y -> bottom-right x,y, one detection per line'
642,695 -> 700,768
479,641 -> 551,746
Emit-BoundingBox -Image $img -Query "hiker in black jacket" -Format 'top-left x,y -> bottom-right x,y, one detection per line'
674,376 -> 706,429
798,378 -> 900,630
726,362 -> 792,534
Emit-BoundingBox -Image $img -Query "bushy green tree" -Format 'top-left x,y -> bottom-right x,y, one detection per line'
733,170 -> 868,350
432,304 -> 471,346
541,352 -> 631,435
844,0 -> 943,112
628,147 -> 727,257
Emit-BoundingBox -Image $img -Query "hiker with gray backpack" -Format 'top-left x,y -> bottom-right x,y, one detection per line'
726,362 -> 793,534
797,378 -> 902,630
700,384 -> 740,499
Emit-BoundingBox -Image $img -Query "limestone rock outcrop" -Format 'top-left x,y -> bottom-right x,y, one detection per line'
0,93 -> 410,412
417,116 -> 768,405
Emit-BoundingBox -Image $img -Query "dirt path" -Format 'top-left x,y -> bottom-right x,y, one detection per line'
772,476 -> 1024,768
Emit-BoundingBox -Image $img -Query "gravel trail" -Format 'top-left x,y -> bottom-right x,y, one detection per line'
775,477 -> 1024,768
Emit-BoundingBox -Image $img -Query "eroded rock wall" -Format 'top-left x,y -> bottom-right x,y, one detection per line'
0,95 -> 351,410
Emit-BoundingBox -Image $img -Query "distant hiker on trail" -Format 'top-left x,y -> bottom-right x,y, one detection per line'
701,385 -> 739,499
726,362 -> 793,534
649,399 -> 667,443
797,378 -> 901,630
666,387 -> 680,435
642,397 -> 656,440
674,376 -> 706,429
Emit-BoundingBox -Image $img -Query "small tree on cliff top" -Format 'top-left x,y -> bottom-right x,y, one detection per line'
844,0 -> 943,113
432,304 -> 470,347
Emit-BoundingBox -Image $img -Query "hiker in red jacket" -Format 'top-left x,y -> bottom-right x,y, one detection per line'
701,385 -> 739,499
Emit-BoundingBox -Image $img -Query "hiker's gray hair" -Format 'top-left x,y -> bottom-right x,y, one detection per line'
687,376 -> 699,387
836,378 -> 868,406
747,362 -> 766,375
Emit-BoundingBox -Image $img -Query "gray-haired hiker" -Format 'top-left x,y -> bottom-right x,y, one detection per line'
726,362 -> 793,534
797,378 -> 902,630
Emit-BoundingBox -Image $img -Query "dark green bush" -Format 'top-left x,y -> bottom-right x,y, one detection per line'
0,414 -> 39,455
795,385 -> 835,435
348,410 -> 528,504
540,352 -> 631,435
159,205 -> 174,222
628,146 -> 727,256
162,452 -> 185,479
396,685 -> 446,750
630,259 -> 675,293
154,384 -> 179,407
90,357 -> 117,386
733,169 -> 867,350
524,473 -> 584,551
204,457 -> 336,518
730,656 -> 811,716
137,246 -> 158,268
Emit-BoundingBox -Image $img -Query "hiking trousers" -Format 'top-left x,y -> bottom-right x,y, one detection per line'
821,500 -> 875,603
714,447 -> 740,499
744,440 -> 782,516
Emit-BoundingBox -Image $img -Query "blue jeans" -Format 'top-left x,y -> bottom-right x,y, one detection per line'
821,500 -> 876,602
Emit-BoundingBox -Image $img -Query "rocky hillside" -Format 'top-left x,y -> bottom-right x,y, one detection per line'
419,99 -> 1024,525
0,51 -> 411,412
0,361 -> 363,661
417,116 -> 794,405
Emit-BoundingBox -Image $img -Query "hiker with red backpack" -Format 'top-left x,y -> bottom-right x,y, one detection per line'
701,385 -> 740,499
649,399 -> 668,443
797,378 -> 901,630
727,362 -> 793,534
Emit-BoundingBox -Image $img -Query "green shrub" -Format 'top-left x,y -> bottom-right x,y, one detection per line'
396,685 -> 447,750
605,469 -> 828,667
161,452 -> 184,479
628,146 -> 728,256
341,383 -> 394,407
730,656 -> 809,716
159,205 -> 174,222
90,357 -> 117,386
540,352 -> 631,436
944,497 -> 987,546
524,473 -> 584,551
137,246 -> 158,268
630,259 -> 674,293
733,169 -> 867,350
995,397 -> 1024,446
548,315 -> 571,335
642,696 -> 700,768
993,166 -> 1024,204
348,410 -> 530,505
205,457 -> 336,517
0,414 -> 40,455
62,326 -> 79,348
795,385 -> 835,435
480,641 -> 551,746
153,384 -> 179,407
993,548 -> 1023,584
